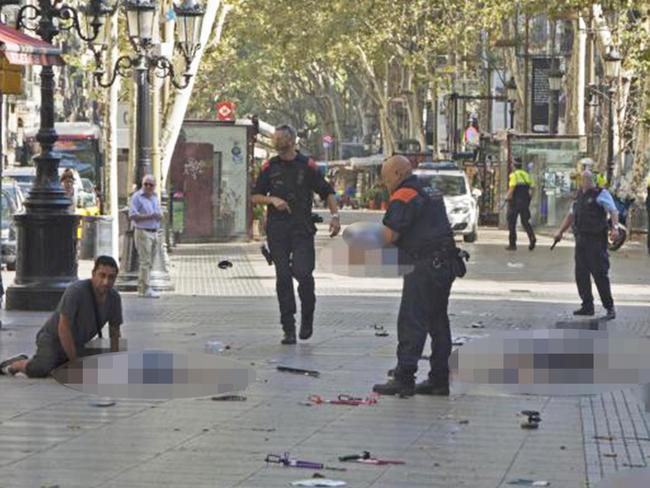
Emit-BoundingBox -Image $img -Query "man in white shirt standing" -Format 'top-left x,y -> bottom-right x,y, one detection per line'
129,174 -> 162,298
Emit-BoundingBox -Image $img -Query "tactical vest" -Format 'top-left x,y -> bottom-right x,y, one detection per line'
266,153 -> 313,229
574,188 -> 608,235
512,169 -> 532,205
395,178 -> 455,260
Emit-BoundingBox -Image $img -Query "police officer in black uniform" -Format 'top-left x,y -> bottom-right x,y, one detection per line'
554,170 -> 619,320
372,156 -> 459,397
252,125 -> 341,344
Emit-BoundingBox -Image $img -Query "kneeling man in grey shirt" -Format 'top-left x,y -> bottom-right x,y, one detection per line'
1,255 -> 123,377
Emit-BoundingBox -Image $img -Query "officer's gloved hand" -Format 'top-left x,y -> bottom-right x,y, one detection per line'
343,222 -> 386,250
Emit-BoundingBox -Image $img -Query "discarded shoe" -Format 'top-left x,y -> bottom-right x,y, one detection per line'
372,379 -> 415,397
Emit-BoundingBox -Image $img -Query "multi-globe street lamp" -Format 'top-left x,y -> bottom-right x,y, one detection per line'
90,0 -> 205,291
6,0 -> 112,310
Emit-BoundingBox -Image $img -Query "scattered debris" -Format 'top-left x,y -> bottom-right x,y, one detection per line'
291,480 -> 346,487
373,325 -> 389,337
507,262 -> 525,268
507,480 -> 550,487
67,425 -> 82,430
594,435 -> 615,441
205,341 -> 226,353
265,453 -> 345,471
603,453 -> 618,458
622,463 -> 646,468
277,366 -> 320,378
184,332 -> 197,336
211,395 -> 247,401
88,398 -> 115,407
510,289 -> 531,293
217,260 -> 233,269
470,322 -> 485,329
458,419 -> 470,425
251,427 -> 276,432
520,410 -> 541,429
452,336 -> 472,346
308,394 -> 378,406
338,451 -> 404,465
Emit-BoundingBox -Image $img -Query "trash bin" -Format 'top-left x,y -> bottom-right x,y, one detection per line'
80,216 -> 114,259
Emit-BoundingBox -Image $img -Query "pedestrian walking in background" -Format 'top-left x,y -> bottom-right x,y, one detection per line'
251,125 -> 341,345
554,170 -> 619,320
372,156 -> 459,397
506,158 -> 536,251
129,174 -> 162,299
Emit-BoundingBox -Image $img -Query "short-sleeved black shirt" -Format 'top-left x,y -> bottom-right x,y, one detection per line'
253,152 -> 335,230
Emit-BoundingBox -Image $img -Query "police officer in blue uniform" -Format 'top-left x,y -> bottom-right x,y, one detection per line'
252,125 -> 341,344
554,170 -> 619,320
372,156 -> 459,397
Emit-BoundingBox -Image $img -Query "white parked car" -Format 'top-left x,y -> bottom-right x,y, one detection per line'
413,161 -> 480,243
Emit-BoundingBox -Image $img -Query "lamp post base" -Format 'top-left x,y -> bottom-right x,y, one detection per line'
5,213 -> 79,311
116,227 -> 174,292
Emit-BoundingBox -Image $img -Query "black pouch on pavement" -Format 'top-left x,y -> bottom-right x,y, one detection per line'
451,248 -> 470,278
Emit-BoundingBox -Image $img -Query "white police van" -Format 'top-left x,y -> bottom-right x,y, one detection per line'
413,161 -> 480,243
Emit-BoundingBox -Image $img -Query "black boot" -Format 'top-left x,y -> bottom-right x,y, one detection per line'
505,245 -> 517,251
573,306 -> 595,316
281,324 -> 296,345
299,313 -> 313,340
372,378 -> 415,397
605,308 -> 616,320
415,378 -> 450,396
528,237 -> 536,251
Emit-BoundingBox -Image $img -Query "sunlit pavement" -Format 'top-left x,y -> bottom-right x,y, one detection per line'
0,227 -> 649,487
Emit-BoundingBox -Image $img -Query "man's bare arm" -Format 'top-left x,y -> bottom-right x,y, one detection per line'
57,314 -> 77,361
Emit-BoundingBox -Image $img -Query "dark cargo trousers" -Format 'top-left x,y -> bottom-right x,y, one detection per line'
394,260 -> 454,386
507,203 -> 535,248
267,222 -> 316,332
575,234 -> 614,311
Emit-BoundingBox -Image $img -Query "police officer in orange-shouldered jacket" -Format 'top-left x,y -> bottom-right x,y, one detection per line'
252,125 -> 341,345
372,156 -> 461,397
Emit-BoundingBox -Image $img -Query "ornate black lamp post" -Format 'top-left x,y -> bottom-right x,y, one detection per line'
603,48 -> 622,185
6,0 -> 112,310
505,76 -> 517,130
90,0 -> 205,291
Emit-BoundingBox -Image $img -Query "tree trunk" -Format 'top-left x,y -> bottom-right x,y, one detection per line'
161,0 -> 226,182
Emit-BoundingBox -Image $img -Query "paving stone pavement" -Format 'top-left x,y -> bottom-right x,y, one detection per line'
0,229 -> 649,488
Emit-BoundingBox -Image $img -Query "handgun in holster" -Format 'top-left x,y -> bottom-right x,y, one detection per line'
261,242 -> 273,265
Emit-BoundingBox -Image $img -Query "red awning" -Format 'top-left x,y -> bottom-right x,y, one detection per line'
0,23 -> 63,66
